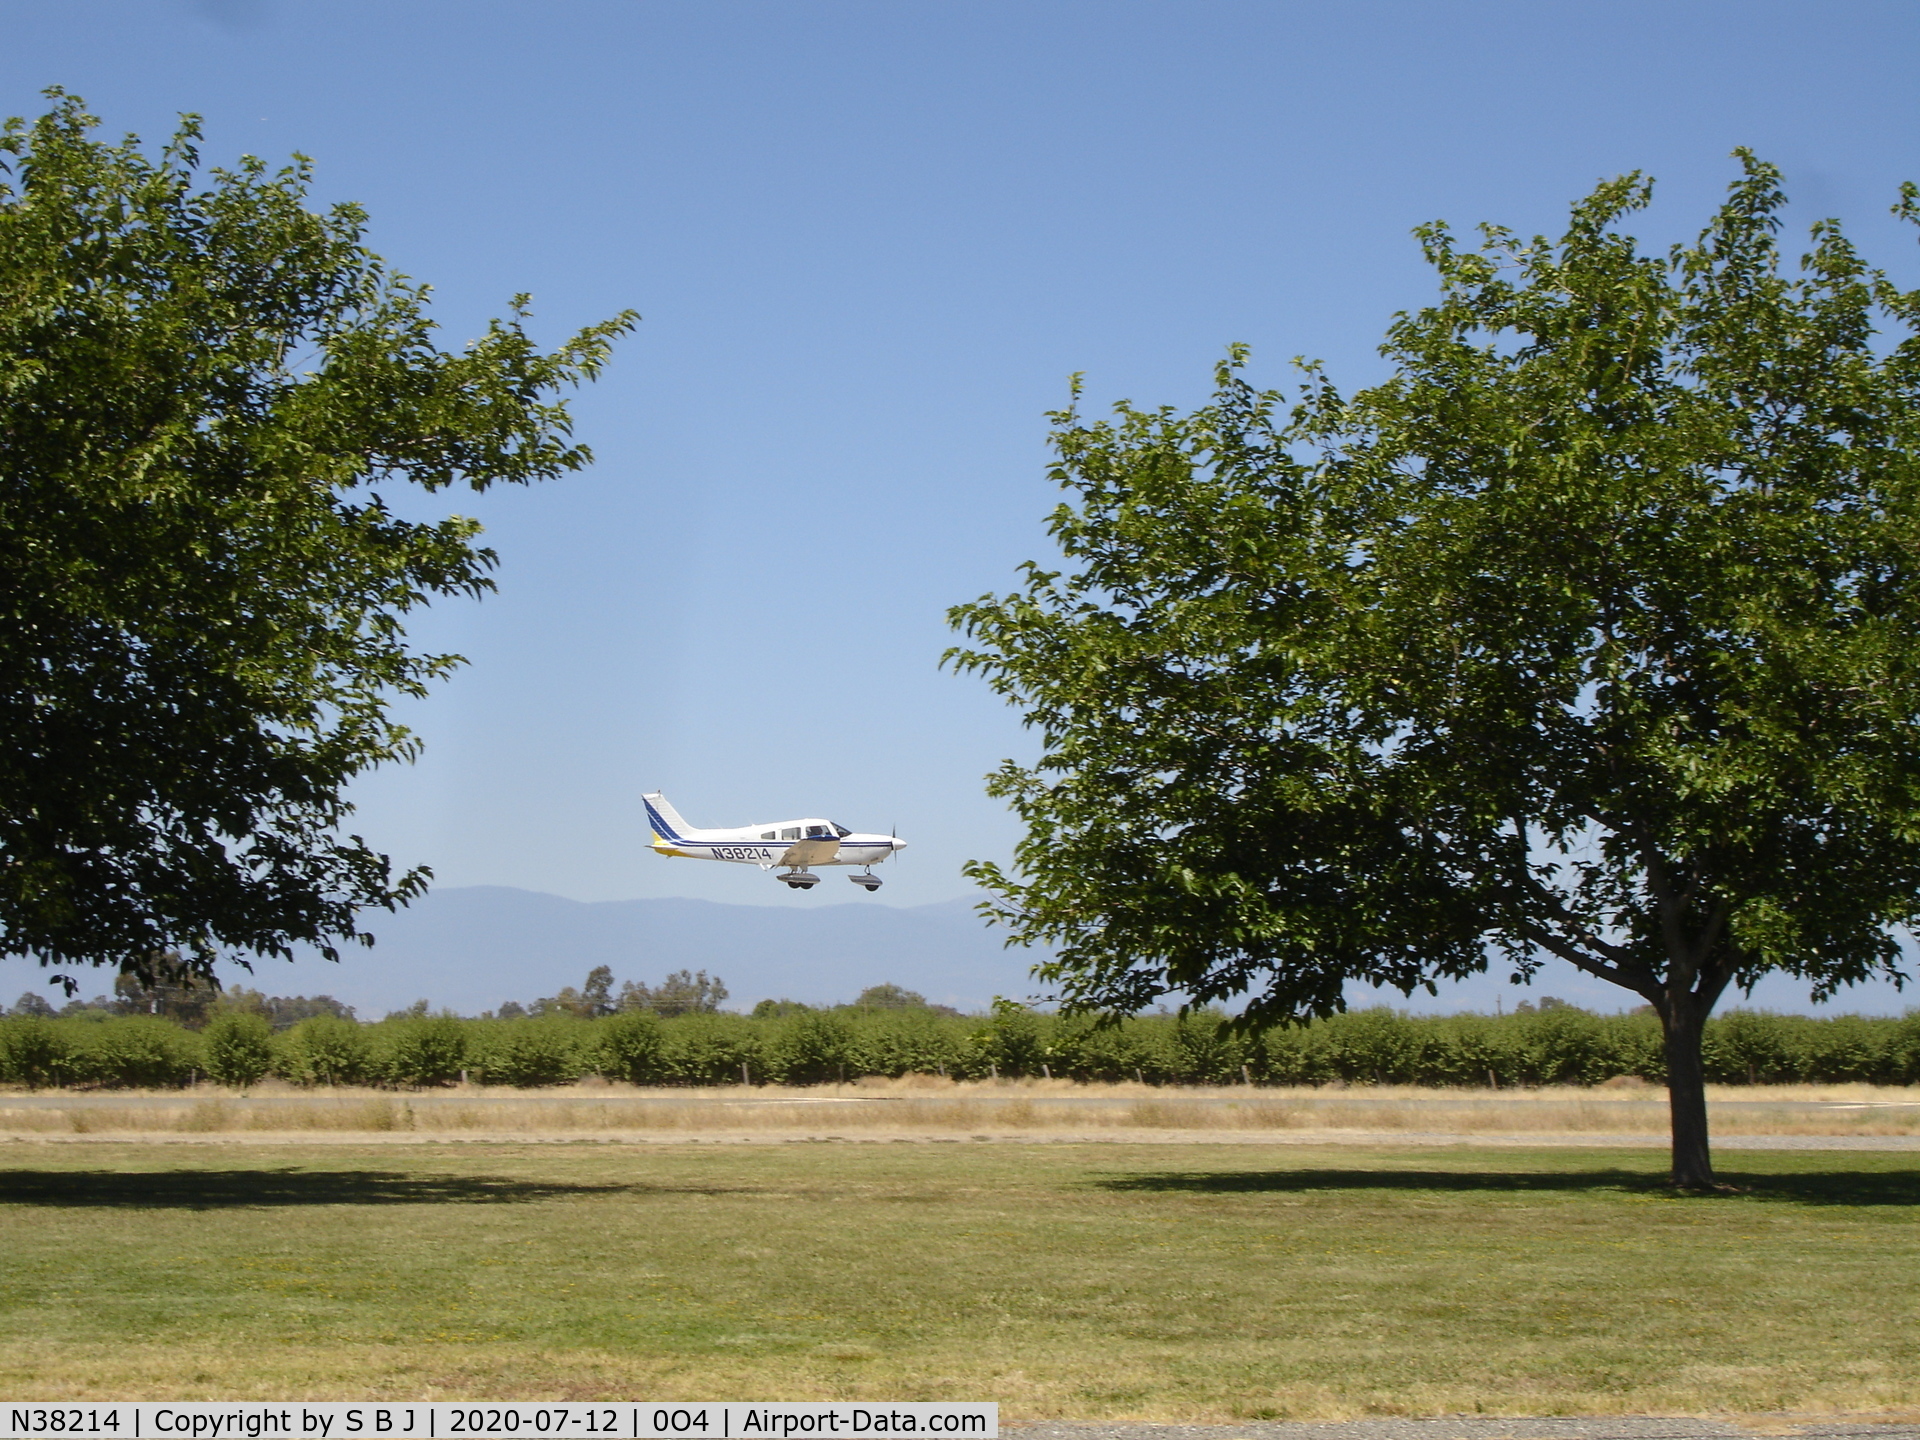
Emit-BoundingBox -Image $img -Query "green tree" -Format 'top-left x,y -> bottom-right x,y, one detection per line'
112,965 -> 218,1027
0,1016 -> 75,1086
201,1010 -> 274,1088
656,1011 -> 760,1085
972,998 -> 1049,1078
855,983 -> 929,1009
593,1010 -> 665,1084
771,1009 -> 856,1085
750,998 -> 813,1019
537,964 -> 617,1018
948,156 -> 1920,1189
379,1013 -> 467,1087
75,1015 -> 199,1087
639,969 -> 728,1017
258,993 -> 355,1029
475,1018 -> 582,1088
280,1013 -> 370,1086
210,986 -> 272,1020
0,93 -> 633,990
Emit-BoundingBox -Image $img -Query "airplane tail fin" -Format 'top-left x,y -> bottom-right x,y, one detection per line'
642,791 -> 696,844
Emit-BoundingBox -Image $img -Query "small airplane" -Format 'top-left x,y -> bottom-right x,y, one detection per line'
642,791 -> 908,891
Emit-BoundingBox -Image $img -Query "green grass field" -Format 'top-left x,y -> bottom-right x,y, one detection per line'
2,1140 -> 1915,1418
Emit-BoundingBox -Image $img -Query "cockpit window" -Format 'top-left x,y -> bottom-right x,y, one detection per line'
832,824 -> 852,838
806,824 -> 834,839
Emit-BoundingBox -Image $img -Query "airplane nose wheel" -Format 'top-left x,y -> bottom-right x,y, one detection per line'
850,872 -> 882,892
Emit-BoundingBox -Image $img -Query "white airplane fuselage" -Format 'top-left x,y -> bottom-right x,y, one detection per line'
643,792 -> 905,889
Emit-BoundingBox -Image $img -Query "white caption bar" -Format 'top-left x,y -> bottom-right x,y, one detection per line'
1,1406 -> 997,1440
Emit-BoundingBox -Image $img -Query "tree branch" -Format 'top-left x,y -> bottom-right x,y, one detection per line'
1515,919 -> 1661,1001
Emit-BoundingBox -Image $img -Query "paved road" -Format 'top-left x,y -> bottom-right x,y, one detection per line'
1007,1418 -> 1920,1440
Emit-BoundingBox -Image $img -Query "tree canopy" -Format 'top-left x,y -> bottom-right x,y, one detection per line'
948,154 -> 1920,1187
0,93 -> 633,987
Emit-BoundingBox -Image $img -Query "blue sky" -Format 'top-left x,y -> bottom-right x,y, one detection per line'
5,1 -> 1919,1011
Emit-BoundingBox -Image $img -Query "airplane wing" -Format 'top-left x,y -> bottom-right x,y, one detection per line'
779,837 -> 840,867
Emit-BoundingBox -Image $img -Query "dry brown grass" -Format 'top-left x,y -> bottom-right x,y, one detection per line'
3,1077 -> 1918,1138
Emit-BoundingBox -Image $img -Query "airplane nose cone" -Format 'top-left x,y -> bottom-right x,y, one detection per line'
891,837 -> 908,851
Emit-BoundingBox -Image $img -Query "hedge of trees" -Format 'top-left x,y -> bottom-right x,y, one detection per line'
3,999 -> 1919,1090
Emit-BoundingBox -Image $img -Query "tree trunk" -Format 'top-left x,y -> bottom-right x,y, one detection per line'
1662,998 -> 1715,1188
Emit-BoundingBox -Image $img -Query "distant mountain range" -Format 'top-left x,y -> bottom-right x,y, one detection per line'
4,884 -> 1909,1019
344,887 -> 1054,1017
1,887 -> 1047,1019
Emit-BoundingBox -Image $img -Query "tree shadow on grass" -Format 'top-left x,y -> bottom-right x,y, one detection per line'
0,1170 -> 750,1209
1095,1167 -> 1920,1206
